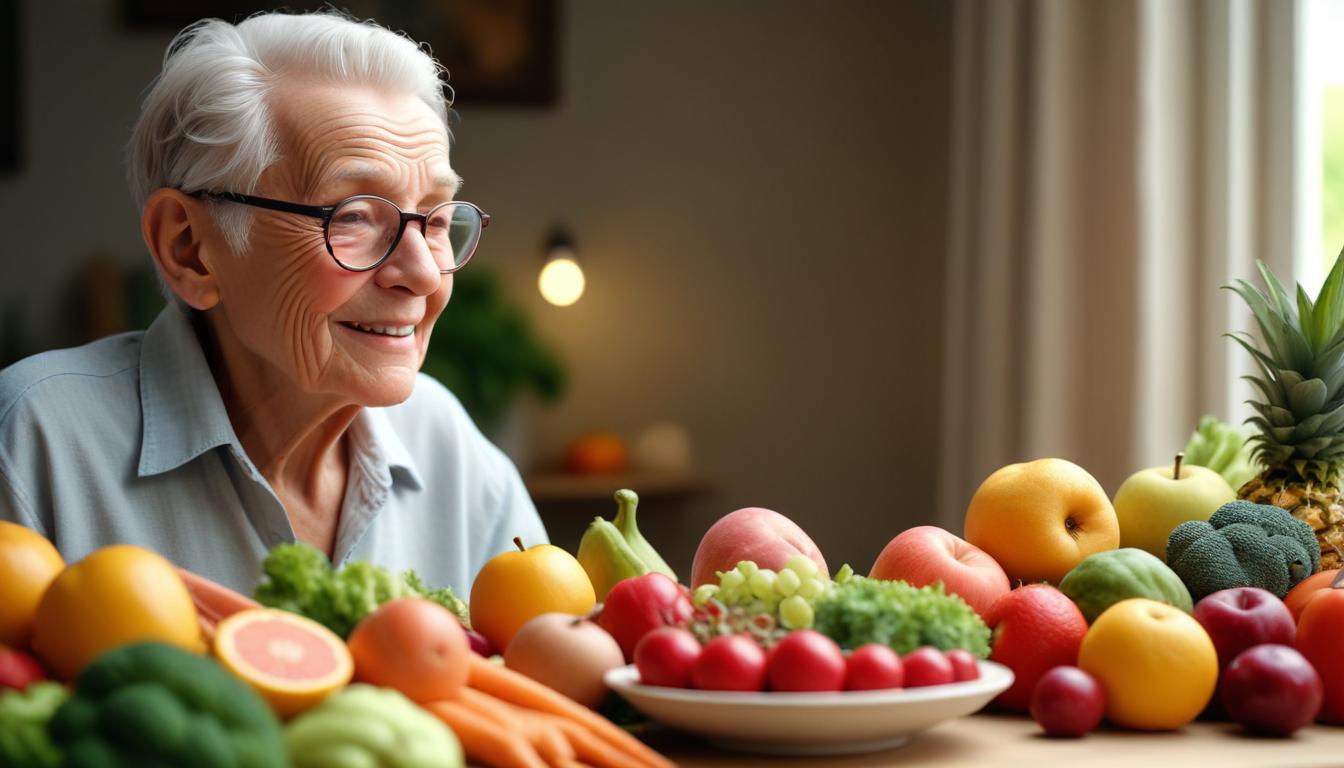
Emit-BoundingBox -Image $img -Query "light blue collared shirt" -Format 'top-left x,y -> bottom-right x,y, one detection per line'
0,305 -> 548,596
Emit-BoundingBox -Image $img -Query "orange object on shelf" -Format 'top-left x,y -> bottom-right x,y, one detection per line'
565,432 -> 628,475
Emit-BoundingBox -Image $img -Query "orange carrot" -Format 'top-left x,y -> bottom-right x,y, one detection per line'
532,713 -> 647,768
427,699 -> 549,768
176,567 -> 261,627
467,655 -> 673,768
458,687 -> 575,766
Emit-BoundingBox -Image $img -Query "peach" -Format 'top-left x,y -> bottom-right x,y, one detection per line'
963,458 -> 1119,585
690,508 -> 828,587
869,526 -> 1009,617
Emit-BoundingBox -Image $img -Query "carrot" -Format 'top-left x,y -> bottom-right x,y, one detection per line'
176,567 -> 261,627
467,655 -> 673,768
427,699 -> 549,768
457,687 -> 576,766
531,713 -> 647,768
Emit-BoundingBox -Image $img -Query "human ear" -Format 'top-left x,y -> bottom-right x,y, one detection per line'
141,189 -> 222,310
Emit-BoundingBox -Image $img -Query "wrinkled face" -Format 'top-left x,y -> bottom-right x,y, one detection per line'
208,80 -> 457,407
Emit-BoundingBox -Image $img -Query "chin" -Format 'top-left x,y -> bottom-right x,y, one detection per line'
349,370 -> 418,407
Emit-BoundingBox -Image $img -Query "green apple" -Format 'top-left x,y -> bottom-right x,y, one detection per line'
1114,453 -> 1236,560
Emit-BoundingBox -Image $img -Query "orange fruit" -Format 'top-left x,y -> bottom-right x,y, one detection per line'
347,597 -> 468,703
983,584 -> 1088,711
32,544 -> 204,680
470,537 -> 596,652
0,521 -> 64,649
1296,586 -> 1344,724
214,608 -> 353,718
1285,569 -> 1339,622
1078,598 -> 1217,730
963,458 -> 1120,584
566,432 -> 628,475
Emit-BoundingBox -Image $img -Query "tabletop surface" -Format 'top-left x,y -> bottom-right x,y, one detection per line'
643,712 -> 1344,767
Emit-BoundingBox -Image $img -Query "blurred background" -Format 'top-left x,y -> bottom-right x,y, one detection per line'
0,0 -> 1342,575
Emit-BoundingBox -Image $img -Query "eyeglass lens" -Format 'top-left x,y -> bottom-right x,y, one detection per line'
326,198 -> 481,271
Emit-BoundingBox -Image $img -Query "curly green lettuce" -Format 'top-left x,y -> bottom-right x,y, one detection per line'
813,576 -> 991,657
254,543 -> 469,638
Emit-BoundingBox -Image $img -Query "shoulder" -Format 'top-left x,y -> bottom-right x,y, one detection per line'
0,332 -> 144,429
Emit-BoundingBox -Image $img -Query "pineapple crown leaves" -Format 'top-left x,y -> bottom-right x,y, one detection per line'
1224,253 -> 1344,483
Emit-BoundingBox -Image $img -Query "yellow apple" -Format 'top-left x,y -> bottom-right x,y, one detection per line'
963,458 -> 1120,584
1114,453 -> 1235,561
469,537 -> 596,652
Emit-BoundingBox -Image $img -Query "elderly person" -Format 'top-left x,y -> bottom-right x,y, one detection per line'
0,11 -> 547,594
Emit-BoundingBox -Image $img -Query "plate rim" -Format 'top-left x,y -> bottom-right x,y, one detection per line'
605,658 -> 1013,707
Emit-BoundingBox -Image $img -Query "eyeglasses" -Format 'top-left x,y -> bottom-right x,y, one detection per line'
188,191 -> 490,273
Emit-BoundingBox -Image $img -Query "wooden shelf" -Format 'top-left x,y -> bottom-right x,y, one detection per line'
524,471 -> 712,504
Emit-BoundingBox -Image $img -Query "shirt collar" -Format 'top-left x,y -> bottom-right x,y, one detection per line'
138,307 -> 242,477
136,306 -> 424,492
353,406 -> 424,492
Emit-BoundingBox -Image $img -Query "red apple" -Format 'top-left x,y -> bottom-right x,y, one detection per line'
1029,666 -> 1105,737
1221,644 -> 1323,736
869,526 -> 1009,617
1193,587 -> 1296,670
690,507 -> 827,587
766,630 -> 846,692
597,573 -> 694,661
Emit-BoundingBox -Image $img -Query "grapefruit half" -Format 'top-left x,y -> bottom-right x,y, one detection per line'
213,608 -> 353,718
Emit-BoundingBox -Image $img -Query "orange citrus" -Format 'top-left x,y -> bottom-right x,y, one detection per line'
963,458 -> 1120,584
213,608 -> 353,718
32,544 -> 205,680
1078,598 -> 1217,730
0,521 -> 64,649
470,538 -> 596,652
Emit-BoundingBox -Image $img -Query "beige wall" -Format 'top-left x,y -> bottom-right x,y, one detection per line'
0,1 -> 953,576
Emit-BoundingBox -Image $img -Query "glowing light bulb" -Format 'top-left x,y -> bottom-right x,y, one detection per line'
539,249 -> 585,306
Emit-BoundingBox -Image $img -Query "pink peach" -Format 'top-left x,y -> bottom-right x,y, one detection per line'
690,508 -> 828,587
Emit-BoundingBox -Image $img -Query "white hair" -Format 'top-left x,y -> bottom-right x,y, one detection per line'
127,10 -> 451,255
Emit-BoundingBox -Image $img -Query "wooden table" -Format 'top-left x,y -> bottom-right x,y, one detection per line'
645,713 -> 1344,767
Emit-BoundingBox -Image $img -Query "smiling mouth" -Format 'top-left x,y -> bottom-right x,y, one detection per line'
340,321 -> 416,338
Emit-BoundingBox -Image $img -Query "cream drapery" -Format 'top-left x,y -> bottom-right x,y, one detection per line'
938,0 -> 1300,528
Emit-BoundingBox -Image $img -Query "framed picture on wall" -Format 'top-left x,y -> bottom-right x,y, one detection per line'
122,0 -> 558,107
0,0 -> 21,174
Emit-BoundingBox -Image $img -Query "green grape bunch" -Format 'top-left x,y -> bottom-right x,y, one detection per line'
687,556 -> 854,646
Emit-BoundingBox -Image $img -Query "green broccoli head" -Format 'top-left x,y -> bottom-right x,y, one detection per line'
1167,501 -> 1318,600
48,643 -> 287,768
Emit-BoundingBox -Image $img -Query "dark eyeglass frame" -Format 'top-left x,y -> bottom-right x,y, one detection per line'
187,190 -> 490,274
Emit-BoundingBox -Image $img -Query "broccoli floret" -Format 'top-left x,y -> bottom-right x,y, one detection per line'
812,577 -> 990,657
48,644 -> 287,768
1167,501 -> 1319,600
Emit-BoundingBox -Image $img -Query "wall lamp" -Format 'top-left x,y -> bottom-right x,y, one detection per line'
538,228 -> 585,307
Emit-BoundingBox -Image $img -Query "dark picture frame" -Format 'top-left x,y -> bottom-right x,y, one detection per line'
0,0 -> 22,174
122,0 -> 558,107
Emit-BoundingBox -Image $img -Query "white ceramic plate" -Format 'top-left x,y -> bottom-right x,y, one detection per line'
604,660 -> 1013,756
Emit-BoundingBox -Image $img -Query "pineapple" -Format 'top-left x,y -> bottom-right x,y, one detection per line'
1228,257 -> 1344,571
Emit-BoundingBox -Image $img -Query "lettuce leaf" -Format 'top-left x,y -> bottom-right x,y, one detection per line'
254,543 -> 470,637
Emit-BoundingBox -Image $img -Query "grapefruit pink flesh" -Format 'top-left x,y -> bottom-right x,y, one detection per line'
214,609 -> 353,718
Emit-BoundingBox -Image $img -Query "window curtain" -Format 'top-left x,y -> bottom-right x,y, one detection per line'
937,0 -> 1300,528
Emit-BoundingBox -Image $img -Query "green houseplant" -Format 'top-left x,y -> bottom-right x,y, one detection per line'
419,268 -> 565,432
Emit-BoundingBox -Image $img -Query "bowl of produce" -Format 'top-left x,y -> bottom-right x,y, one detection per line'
605,659 -> 1013,755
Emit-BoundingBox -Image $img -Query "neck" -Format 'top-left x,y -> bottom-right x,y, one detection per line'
193,312 -> 359,500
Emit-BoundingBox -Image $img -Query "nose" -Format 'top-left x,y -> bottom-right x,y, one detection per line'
374,221 -> 442,296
